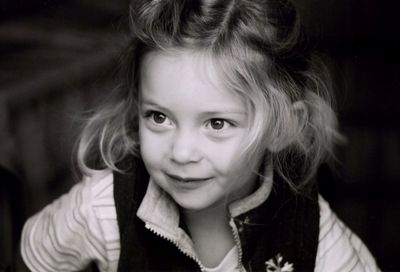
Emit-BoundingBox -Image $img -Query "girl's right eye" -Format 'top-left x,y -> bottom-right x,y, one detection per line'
144,111 -> 172,127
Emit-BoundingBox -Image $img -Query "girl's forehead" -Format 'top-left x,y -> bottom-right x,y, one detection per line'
141,49 -> 217,81
140,49 -> 245,101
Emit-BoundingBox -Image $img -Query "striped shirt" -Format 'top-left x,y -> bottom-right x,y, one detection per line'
21,170 -> 380,272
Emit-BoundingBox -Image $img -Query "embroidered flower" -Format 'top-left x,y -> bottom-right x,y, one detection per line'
265,254 -> 294,272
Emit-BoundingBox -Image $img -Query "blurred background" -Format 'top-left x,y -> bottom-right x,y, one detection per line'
0,0 -> 399,270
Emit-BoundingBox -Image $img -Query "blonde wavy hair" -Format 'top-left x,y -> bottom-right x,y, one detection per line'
77,0 -> 342,188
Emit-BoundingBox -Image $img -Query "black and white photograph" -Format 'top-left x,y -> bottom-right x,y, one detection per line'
1,0 -> 399,271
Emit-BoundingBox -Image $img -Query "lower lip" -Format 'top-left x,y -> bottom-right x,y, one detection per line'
165,174 -> 212,189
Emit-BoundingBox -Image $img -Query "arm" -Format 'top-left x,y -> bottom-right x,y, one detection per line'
20,172 -> 111,272
315,196 -> 380,272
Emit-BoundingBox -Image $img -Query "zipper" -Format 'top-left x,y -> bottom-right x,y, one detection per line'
144,222 -> 207,272
229,218 -> 245,272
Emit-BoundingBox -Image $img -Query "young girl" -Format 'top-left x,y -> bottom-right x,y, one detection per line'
19,0 -> 380,271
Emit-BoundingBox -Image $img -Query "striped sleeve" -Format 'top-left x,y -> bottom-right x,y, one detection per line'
20,170 -> 120,272
315,196 -> 381,272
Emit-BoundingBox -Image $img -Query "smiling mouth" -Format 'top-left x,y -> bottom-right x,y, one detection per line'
166,173 -> 212,183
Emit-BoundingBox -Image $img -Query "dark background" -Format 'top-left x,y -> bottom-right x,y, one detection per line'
1,0 -> 399,270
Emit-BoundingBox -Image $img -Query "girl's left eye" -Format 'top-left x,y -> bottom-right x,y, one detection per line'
152,112 -> 167,124
206,119 -> 232,130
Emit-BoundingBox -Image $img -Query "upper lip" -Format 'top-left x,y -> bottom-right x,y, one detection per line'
166,173 -> 211,182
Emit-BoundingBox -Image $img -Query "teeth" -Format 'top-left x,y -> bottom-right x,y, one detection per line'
179,179 -> 194,182
166,173 -> 209,183
177,178 -> 202,183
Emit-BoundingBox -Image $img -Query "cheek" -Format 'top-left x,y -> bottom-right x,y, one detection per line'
207,136 -> 248,175
139,125 -> 167,166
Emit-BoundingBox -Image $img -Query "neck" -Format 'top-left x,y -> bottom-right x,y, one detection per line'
182,203 -> 235,267
182,201 -> 229,230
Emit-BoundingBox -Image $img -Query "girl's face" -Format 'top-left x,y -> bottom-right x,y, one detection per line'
139,50 -> 261,212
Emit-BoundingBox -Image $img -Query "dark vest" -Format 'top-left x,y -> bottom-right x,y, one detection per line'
114,158 -> 320,271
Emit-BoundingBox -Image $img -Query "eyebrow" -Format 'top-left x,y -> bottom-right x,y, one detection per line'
140,101 -> 172,113
200,110 -> 247,116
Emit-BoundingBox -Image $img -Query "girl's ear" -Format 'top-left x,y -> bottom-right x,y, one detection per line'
292,100 -> 308,126
267,100 -> 308,153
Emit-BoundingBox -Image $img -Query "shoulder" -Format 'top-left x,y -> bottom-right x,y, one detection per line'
315,195 -> 380,272
60,169 -> 116,219
83,169 -> 118,231
83,169 -> 115,204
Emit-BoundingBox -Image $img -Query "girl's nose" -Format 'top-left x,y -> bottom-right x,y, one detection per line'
170,130 -> 201,164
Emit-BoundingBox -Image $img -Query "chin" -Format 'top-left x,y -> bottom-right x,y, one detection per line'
170,191 -> 226,212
